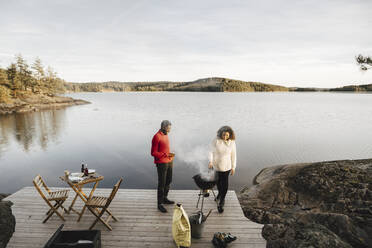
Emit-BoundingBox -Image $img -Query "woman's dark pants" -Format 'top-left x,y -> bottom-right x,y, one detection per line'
156,162 -> 173,205
217,170 -> 231,206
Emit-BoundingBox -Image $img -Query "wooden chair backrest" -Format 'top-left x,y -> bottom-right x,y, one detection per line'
33,174 -> 51,200
105,178 -> 123,208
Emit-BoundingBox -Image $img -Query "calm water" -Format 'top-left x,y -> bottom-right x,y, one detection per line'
1,92 -> 372,194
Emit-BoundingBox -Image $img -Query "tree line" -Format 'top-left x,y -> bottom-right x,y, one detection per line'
0,54 -> 65,103
2,53 -> 370,101
356,54 -> 372,71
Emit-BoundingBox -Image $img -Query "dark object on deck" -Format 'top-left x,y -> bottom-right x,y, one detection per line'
211,232 -> 237,248
193,173 -> 218,211
44,224 -> 101,248
192,174 -> 217,190
189,210 -> 213,239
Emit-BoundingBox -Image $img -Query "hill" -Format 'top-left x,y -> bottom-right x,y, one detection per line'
329,83 -> 372,92
66,78 -> 372,93
66,77 -> 290,92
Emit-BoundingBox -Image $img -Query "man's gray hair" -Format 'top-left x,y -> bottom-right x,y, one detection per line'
161,120 -> 172,129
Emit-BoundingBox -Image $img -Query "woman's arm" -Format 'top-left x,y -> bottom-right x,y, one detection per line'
231,141 -> 237,175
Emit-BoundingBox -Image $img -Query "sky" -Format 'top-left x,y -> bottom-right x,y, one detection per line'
0,0 -> 371,87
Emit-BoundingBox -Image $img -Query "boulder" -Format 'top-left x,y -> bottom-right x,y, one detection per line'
238,158 -> 372,248
0,200 -> 15,248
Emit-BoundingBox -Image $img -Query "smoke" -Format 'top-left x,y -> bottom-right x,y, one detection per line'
174,144 -> 216,181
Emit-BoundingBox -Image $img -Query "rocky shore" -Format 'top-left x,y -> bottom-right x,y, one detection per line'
238,158 -> 372,248
0,194 -> 15,248
0,94 -> 90,115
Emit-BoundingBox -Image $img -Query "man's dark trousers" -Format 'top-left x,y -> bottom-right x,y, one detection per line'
157,162 -> 173,205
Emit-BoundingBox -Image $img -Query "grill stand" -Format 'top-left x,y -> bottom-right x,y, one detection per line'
196,189 -> 217,212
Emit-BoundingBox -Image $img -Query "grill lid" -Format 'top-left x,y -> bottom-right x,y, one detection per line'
192,173 -> 216,190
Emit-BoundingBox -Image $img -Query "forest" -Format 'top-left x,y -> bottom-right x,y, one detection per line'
0,55 -> 65,103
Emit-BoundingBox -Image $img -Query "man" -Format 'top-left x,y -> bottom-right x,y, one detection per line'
151,120 -> 175,213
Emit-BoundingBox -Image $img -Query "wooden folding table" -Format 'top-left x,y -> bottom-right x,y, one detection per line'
60,173 -> 104,222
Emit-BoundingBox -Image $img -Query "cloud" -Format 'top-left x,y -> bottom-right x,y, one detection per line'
0,0 -> 371,86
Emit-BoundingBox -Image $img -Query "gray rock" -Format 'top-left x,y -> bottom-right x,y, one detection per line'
0,200 -> 15,248
0,194 -> 9,201
238,158 -> 372,248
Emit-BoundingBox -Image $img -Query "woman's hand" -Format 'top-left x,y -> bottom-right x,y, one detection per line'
208,162 -> 213,169
231,168 -> 235,176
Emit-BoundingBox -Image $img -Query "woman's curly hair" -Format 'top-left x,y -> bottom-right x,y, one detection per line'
217,126 -> 235,140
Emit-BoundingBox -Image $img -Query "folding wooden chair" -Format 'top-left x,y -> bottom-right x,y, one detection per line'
85,178 -> 123,231
33,175 -> 70,223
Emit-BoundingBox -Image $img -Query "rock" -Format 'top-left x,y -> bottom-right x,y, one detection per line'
0,200 -> 15,248
0,94 -> 90,115
238,158 -> 372,248
0,194 -> 9,201
296,212 -> 370,248
263,223 -> 353,248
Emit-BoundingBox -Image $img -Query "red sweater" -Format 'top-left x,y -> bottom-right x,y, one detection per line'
151,130 -> 172,164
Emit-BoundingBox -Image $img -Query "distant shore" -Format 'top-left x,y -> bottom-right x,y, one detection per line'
0,94 -> 90,115
65,77 -> 372,93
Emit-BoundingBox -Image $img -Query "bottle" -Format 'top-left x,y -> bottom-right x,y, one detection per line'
84,166 -> 89,176
81,164 -> 85,173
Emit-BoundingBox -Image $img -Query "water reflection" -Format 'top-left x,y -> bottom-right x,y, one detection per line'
1,92 -> 372,194
0,109 -> 66,156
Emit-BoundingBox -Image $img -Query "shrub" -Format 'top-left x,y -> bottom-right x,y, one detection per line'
0,85 -> 12,103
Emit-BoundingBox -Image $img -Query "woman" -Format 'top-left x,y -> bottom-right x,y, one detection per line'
208,126 -> 236,213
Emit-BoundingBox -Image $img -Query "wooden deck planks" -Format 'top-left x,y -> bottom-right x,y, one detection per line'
4,187 -> 266,248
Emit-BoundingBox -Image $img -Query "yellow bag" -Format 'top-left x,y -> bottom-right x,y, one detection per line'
172,204 -> 191,248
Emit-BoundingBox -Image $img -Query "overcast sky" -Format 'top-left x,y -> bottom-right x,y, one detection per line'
0,0 -> 371,87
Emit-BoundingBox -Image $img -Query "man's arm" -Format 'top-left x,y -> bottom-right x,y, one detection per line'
151,135 -> 167,159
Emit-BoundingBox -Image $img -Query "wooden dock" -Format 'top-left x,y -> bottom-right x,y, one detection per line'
4,187 -> 266,248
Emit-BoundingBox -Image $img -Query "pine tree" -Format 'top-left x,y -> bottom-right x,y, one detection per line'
0,68 -> 9,87
31,57 -> 45,93
356,54 -> 372,71
15,54 -> 33,91
44,66 -> 57,95
6,63 -> 21,97
0,68 -> 11,102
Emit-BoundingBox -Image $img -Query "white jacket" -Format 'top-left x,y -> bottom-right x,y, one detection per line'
208,138 -> 236,172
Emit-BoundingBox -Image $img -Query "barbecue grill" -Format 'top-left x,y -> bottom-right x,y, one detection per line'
192,173 -> 217,211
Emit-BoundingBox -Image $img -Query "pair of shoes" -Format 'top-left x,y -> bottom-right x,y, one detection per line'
158,204 -> 167,213
163,198 -> 174,204
211,232 -> 227,248
211,232 -> 237,247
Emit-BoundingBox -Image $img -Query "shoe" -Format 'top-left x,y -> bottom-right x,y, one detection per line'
164,198 -> 174,204
217,205 -> 224,213
224,233 -> 237,243
157,204 -> 167,213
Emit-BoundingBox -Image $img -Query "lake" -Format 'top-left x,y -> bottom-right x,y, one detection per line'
1,92 -> 372,194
